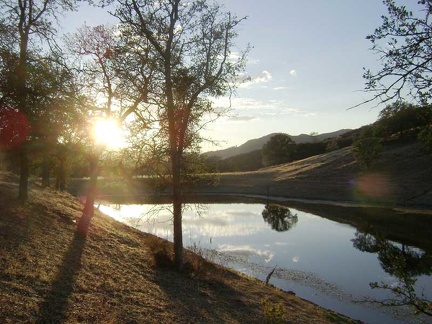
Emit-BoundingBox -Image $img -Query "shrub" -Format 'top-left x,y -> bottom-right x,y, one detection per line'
418,126 -> 432,155
261,297 -> 286,324
352,136 -> 382,169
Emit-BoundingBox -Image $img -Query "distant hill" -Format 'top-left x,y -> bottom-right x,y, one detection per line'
205,129 -> 352,159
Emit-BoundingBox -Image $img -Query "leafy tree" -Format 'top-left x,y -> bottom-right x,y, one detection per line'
292,142 -> 326,161
419,126 -> 432,154
352,136 -> 382,170
363,1 -> 432,105
28,54 -> 80,187
262,204 -> 298,232
111,0 -> 249,270
0,49 -> 80,188
325,139 -> 339,152
375,102 -> 432,139
0,0 -> 76,201
262,133 -> 296,167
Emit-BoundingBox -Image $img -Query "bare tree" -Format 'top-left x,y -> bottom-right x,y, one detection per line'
112,0 -> 249,270
67,24 -> 123,232
67,22 -> 161,232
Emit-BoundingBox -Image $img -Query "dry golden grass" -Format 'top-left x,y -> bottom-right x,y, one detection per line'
207,142 -> 432,208
0,171 -> 358,323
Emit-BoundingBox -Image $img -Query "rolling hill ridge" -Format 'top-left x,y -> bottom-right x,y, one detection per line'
205,129 -> 351,159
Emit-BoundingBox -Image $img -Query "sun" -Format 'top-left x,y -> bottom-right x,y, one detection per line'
92,118 -> 126,149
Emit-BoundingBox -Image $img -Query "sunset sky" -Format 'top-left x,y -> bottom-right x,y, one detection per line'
62,1 -> 411,150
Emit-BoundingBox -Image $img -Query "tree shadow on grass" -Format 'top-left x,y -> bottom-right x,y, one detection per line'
151,251 -> 263,323
36,230 -> 87,323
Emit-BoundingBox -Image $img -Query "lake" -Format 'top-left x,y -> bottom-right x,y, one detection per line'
98,202 -> 432,324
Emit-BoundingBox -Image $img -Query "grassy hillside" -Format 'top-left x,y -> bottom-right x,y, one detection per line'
69,141 -> 432,209
203,141 -> 432,208
0,171 -> 356,323
205,129 -> 351,159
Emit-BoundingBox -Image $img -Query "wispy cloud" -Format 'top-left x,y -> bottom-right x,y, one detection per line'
240,70 -> 272,88
211,97 -> 263,111
211,96 -> 317,121
247,58 -> 260,65
228,115 -> 259,122
304,113 -> 317,117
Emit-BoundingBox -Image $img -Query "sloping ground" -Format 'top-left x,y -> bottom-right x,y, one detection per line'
208,141 -> 432,208
0,172 -> 357,323
205,129 -> 351,159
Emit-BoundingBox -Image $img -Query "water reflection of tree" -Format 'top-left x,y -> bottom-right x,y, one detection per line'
352,231 -> 432,316
262,204 -> 298,232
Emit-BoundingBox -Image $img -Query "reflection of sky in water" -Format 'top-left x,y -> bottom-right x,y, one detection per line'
99,202 -> 431,324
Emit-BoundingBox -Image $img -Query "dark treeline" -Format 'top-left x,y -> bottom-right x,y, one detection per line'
204,135 -> 354,172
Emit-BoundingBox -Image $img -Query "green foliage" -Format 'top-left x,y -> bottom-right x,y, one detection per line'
375,102 -> 432,140
325,139 -> 339,152
262,204 -> 298,232
364,1 -> 432,104
204,136 -> 341,172
261,297 -> 286,324
262,133 -> 296,167
206,150 -> 263,172
292,142 -> 326,160
418,126 -> 432,155
352,134 -> 382,170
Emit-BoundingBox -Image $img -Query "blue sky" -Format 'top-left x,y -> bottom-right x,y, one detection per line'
63,1 -> 398,150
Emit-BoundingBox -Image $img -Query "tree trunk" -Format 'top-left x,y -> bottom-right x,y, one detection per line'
17,22 -> 29,202
41,156 -> 50,188
172,151 -> 183,271
77,154 -> 98,235
57,159 -> 66,191
18,143 -> 29,202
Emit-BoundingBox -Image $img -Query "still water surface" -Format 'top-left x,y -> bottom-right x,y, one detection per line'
98,202 -> 432,324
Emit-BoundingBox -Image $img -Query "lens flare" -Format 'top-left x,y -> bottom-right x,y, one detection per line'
0,107 -> 29,149
92,118 -> 125,149
352,173 -> 395,204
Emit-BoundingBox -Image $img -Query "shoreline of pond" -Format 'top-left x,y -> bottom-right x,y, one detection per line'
67,175 -> 432,251
94,191 -> 432,253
